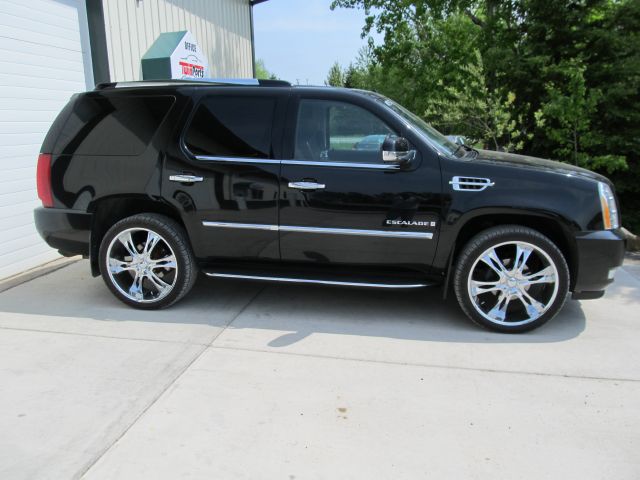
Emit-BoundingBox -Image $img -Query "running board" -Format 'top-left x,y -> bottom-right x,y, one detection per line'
203,271 -> 434,289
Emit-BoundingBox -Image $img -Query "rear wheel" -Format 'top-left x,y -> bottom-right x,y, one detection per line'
99,213 -> 197,309
453,225 -> 569,333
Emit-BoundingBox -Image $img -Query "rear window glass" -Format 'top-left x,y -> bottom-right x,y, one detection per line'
184,96 -> 276,158
51,95 -> 175,156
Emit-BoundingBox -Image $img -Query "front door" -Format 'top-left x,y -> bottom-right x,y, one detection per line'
279,94 -> 442,270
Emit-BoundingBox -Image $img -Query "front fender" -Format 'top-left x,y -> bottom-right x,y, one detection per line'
433,157 -> 602,279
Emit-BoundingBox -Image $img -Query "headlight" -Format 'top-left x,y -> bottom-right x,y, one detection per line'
598,182 -> 620,230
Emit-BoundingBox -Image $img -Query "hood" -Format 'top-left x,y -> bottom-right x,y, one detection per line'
474,149 -> 607,183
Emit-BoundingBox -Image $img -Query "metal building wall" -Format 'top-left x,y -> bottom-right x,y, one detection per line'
102,0 -> 253,81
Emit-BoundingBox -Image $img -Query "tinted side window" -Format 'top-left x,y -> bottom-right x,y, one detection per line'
52,95 -> 175,156
295,100 -> 395,163
185,96 -> 276,158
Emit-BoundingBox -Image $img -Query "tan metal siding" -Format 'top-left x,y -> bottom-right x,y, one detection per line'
103,0 -> 253,81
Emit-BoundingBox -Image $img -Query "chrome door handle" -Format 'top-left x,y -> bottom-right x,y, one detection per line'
169,174 -> 204,183
288,181 -> 325,190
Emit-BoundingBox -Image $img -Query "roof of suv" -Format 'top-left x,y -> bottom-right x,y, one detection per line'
94,78 -> 292,90
92,78 -> 379,100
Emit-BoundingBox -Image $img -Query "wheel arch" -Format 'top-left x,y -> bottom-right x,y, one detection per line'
88,195 -> 187,276
447,210 -> 578,290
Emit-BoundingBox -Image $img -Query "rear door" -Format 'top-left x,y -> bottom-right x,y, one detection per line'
162,88 -> 287,262
278,92 -> 442,270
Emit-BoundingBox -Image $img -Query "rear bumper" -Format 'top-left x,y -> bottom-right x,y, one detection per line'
34,207 -> 92,257
572,229 -> 625,300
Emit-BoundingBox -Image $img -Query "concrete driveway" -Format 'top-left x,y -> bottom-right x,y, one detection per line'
0,259 -> 639,479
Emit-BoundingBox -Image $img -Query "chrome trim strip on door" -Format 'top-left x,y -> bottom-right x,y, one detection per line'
202,221 -> 433,239
205,272 -> 430,289
279,225 -> 432,239
282,160 -> 400,170
195,155 -> 280,165
201,221 -> 278,231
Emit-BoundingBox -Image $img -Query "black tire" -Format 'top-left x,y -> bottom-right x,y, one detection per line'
453,225 -> 570,333
99,213 -> 197,309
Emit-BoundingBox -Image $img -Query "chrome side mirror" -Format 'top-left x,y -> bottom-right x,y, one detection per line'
382,135 -> 415,164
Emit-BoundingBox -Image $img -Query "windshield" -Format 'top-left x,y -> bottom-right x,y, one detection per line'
370,94 -> 460,156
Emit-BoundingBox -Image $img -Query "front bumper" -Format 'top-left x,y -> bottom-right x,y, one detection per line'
572,229 -> 625,300
34,207 -> 92,257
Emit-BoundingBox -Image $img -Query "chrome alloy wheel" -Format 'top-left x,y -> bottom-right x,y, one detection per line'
105,228 -> 178,303
467,241 -> 559,326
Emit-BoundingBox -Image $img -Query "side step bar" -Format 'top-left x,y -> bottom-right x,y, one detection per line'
204,272 -> 434,289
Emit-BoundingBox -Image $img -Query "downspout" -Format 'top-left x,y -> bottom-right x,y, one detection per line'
249,0 -> 270,79
85,0 -> 110,85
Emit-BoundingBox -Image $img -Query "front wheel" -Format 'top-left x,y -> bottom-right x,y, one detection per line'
453,225 -> 570,333
99,213 -> 197,309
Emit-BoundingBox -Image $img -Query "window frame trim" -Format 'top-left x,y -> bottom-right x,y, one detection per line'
190,154 -> 401,170
178,90 -> 414,171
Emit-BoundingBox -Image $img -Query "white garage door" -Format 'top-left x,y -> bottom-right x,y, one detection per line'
0,0 -> 93,279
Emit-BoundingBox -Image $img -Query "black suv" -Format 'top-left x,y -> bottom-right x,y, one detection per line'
34,79 -> 625,333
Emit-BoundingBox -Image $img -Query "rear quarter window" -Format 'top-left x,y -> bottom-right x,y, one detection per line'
49,94 -> 175,156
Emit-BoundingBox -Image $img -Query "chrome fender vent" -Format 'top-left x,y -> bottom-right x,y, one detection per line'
449,176 -> 495,191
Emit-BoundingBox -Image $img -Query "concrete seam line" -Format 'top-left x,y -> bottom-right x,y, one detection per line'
620,265 -> 640,286
207,344 -> 640,384
0,257 -> 81,294
77,285 -> 267,479
76,342 -> 209,479
207,285 -> 267,348
0,325 -> 207,346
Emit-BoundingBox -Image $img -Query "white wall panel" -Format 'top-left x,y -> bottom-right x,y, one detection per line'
103,0 -> 253,81
0,199 -> 39,220
0,0 -> 93,279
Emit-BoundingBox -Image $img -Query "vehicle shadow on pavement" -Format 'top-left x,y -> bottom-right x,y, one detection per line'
0,262 -> 586,344
213,278 -> 586,345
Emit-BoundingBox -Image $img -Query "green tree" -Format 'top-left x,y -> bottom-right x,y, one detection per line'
330,0 -> 640,230
325,61 -> 345,86
426,50 -> 531,151
535,61 -> 625,172
585,0 -> 640,229
255,59 -> 277,80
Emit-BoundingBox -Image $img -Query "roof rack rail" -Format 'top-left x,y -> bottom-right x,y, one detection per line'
95,78 -> 291,90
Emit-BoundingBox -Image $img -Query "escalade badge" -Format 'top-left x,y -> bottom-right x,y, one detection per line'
385,220 -> 434,227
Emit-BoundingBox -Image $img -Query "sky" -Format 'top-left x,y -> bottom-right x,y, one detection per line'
253,0 -> 378,85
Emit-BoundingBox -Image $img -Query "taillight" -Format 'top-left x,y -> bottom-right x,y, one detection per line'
37,153 -> 53,207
